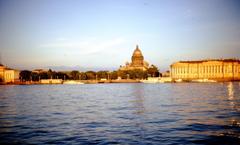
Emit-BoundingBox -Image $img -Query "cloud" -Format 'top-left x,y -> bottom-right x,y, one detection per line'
39,37 -> 126,55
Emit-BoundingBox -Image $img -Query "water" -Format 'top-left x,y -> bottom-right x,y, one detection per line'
0,83 -> 240,145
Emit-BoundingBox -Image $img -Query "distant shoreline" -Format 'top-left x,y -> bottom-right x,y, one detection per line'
1,79 -> 239,85
0,79 -> 140,85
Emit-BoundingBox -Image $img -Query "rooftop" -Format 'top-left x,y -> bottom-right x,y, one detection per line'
177,58 -> 240,63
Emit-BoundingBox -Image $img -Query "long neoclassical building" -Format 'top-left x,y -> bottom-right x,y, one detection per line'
119,45 -> 149,71
170,59 -> 240,81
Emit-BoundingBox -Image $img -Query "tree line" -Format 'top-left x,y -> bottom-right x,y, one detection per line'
19,65 -> 160,82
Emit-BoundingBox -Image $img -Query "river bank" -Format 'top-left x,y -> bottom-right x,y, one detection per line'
0,79 -> 141,85
1,79 -> 240,85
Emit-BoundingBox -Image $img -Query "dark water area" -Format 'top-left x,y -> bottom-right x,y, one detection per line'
0,83 -> 240,145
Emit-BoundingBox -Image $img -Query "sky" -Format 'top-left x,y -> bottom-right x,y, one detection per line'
0,0 -> 240,71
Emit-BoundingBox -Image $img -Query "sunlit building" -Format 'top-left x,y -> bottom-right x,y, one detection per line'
0,64 -> 19,83
119,45 -> 149,71
170,59 -> 240,81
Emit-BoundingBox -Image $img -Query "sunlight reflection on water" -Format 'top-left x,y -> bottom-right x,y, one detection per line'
0,83 -> 240,144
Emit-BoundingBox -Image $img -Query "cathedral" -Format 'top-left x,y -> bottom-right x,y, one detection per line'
119,45 -> 149,71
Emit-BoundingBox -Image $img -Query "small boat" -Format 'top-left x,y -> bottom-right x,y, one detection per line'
175,79 -> 183,83
192,79 -> 217,83
63,80 -> 84,84
140,80 -> 158,83
140,77 -> 173,83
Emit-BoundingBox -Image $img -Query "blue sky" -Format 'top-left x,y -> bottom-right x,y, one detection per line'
0,0 -> 240,71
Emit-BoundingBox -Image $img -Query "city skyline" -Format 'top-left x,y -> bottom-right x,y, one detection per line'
0,0 -> 240,71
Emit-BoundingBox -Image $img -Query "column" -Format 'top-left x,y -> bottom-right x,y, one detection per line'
207,66 -> 210,78
213,65 -> 216,78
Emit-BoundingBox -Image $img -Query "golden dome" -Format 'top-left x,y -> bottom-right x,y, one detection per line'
131,45 -> 144,67
132,45 -> 143,57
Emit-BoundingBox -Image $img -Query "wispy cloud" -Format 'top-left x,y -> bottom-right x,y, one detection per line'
39,37 -> 126,55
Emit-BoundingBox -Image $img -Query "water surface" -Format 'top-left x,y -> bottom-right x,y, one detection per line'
0,83 -> 240,144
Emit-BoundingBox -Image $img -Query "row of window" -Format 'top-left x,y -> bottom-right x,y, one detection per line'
4,73 -> 13,79
172,65 -> 240,74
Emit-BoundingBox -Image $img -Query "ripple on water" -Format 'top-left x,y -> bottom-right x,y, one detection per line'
0,83 -> 240,144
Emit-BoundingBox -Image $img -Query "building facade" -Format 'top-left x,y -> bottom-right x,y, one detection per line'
170,59 -> 240,81
0,64 -> 19,83
119,45 -> 149,71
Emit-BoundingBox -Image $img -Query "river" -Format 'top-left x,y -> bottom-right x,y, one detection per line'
0,83 -> 240,144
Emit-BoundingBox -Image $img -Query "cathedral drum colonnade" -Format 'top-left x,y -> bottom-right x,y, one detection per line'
170,59 -> 240,81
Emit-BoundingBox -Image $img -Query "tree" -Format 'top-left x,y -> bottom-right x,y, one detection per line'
97,71 -> 108,79
127,69 -> 147,79
80,72 -> 87,80
116,70 -> 147,80
39,72 -> 48,79
47,69 -> 53,79
70,70 -> 80,80
133,69 -> 148,79
55,72 -> 68,80
85,71 -> 96,80
110,71 -> 118,80
117,70 -> 127,79
31,72 -> 39,81
20,70 -> 32,81
147,65 -> 159,77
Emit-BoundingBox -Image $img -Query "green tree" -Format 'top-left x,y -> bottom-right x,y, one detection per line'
55,72 -> 68,80
133,69 -> 147,79
80,72 -> 87,80
97,71 -> 108,79
70,70 -> 80,80
20,70 -> 32,81
127,69 -> 147,79
31,72 -> 39,81
85,71 -> 96,80
39,72 -> 48,79
117,70 -> 127,79
110,71 -> 118,80
147,65 -> 159,77
47,69 -> 53,79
